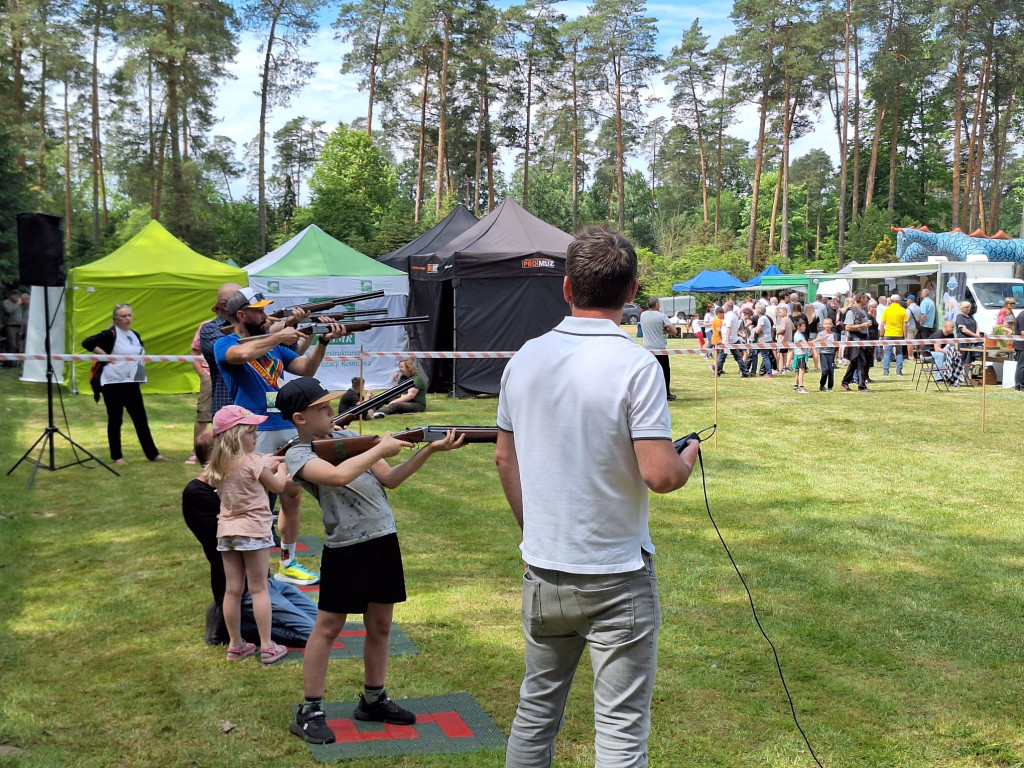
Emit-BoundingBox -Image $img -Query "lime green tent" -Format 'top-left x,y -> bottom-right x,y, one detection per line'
67,220 -> 248,394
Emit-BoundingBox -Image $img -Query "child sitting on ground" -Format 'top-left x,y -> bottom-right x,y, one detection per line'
277,377 -> 465,744
792,318 -> 810,394
206,404 -> 291,665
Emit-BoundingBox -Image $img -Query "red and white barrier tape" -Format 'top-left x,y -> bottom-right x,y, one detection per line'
0,336 -> 1020,363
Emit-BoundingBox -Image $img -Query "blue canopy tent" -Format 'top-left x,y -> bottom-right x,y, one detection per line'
672,269 -> 746,293
742,264 -> 783,287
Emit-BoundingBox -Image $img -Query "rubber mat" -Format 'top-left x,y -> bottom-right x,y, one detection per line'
295,692 -> 506,761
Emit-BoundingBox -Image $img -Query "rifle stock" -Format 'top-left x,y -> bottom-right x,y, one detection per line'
309,426 -> 499,465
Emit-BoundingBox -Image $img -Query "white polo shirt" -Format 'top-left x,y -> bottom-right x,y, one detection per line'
497,316 -> 672,574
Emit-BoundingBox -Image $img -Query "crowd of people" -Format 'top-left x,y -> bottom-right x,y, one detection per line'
678,288 -> 1022,392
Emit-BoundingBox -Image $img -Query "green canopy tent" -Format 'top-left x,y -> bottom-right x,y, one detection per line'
67,220 -> 247,394
245,224 -> 410,391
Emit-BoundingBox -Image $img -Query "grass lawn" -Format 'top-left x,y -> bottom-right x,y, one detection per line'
1,340 -> 1023,768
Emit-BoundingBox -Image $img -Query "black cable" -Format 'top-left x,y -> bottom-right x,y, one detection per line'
690,435 -> 825,768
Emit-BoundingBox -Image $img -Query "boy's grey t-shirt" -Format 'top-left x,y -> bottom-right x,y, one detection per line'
285,442 -> 395,548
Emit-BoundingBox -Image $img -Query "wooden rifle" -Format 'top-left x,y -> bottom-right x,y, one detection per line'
237,316 -> 429,345
309,426 -> 499,465
223,290 -> 390,334
272,380 -> 416,457
268,289 -> 385,320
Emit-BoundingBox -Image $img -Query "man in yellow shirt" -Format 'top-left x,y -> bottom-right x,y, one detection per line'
881,293 -> 908,375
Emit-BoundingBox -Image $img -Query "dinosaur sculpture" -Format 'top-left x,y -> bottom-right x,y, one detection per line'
893,225 -> 1024,263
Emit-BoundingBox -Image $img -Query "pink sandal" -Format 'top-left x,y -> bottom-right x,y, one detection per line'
226,642 -> 256,661
260,643 -> 288,665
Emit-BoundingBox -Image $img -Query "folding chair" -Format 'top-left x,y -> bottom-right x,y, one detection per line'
922,353 -> 951,392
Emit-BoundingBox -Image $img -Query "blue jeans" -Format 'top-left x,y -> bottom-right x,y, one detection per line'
883,337 -> 904,374
506,552 -> 661,768
752,348 -> 773,375
716,348 -> 749,376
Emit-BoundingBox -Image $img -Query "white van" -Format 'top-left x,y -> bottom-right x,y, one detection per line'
850,257 -> 1023,333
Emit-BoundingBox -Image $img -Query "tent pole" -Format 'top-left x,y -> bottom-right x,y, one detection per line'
452,285 -> 457,396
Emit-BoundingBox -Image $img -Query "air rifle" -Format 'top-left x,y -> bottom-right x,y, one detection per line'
223,291 -> 390,334
308,307 -> 389,321
309,426 -> 499,465
272,380 -> 416,457
237,316 -> 429,345
268,290 -> 386,320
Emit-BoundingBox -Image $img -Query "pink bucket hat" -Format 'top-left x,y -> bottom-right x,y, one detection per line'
212,404 -> 267,435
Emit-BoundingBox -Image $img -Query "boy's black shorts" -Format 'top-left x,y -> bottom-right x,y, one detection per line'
318,533 -> 406,615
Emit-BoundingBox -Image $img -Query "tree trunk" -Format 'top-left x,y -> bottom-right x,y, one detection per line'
886,84 -> 900,226
973,48 -> 992,233
257,10 -> 281,255
91,21 -> 101,246
781,85 -> 795,260
474,89 -> 483,217
990,80 -> 1015,226
714,61 -> 727,238
951,17 -> 966,230
768,167 -> 781,256
37,3 -> 48,190
435,13 -> 450,219
523,39 -> 534,209
614,57 -> 626,231
485,82 -> 495,212
63,78 -> 72,255
837,0 -> 852,266
689,72 -> 709,223
746,79 -> 771,266
414,60 -> 429,223
850,24 -> 860,223
863,104 -> 886,211
366,4 -> 387,135
570,38 -> 579,229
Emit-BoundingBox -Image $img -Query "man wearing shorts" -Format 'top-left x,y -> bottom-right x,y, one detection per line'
496,225 -> 700,768
214,287 -> 347,586
278,377 -> 465,744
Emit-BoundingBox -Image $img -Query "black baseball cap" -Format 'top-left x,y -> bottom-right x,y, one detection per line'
277,377 -> 343,421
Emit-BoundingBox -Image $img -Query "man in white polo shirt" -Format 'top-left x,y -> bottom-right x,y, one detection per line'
496,225 -> 701,768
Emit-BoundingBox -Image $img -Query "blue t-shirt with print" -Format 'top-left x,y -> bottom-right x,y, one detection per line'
214,334 -> 299,431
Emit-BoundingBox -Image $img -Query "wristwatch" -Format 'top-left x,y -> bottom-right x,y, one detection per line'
317,335 -> 330,347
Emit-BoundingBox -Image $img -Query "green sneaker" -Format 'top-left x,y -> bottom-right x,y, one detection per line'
275,561 -> 320,585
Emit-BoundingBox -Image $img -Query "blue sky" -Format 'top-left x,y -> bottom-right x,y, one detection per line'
213,1 -> 836,198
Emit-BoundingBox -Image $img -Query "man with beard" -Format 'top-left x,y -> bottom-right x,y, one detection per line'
839,292 -> 873,393
214,287 -> 348,586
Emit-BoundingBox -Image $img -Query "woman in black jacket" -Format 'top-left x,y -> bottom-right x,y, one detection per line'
82,303 -> 166,464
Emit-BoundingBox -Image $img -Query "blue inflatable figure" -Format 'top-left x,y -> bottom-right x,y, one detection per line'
894,226 -> 1024,263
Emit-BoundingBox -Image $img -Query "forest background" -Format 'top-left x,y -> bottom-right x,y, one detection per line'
3,0 -> 1024,299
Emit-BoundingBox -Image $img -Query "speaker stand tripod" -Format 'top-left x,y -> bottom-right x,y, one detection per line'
7,288 -> 119,489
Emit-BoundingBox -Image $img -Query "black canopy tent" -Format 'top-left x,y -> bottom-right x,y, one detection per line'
421,197 -> 573,397
377,206 -> 478,390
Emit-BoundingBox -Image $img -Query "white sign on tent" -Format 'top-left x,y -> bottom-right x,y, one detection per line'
246,276 -> 410,392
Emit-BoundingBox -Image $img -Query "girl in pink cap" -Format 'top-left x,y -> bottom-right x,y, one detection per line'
206,404 -> 291,664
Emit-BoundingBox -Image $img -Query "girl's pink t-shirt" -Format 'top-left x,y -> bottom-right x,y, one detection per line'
214,453 -> 272,538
